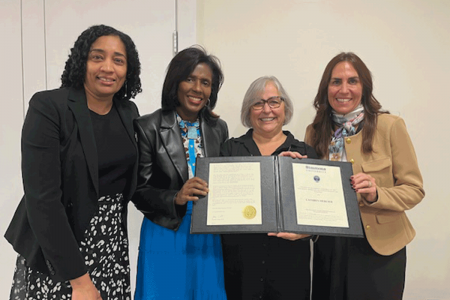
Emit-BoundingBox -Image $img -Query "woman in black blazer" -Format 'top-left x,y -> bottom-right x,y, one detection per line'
5,25 -> 142,300
133,47 -> 228,299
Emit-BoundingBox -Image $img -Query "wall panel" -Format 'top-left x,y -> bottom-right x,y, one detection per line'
0,0 -> 26,297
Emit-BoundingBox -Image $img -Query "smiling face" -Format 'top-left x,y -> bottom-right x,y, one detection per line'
250,82 -> 285,136
328,61 -> 363,115
176,63 -> 213,122
84,35 -> 127,102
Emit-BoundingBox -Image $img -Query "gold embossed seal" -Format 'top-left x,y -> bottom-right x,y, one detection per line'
242,205 -> 257,219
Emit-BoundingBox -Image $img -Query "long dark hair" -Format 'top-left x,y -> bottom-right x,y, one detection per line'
310,52 -> 388,158
61,24 -> 142,101
161,46 -> 224,125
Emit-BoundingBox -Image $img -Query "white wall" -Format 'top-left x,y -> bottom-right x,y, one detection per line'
197,0 -> 450,299
0,0 -> 24,295
0,0 -> 196,298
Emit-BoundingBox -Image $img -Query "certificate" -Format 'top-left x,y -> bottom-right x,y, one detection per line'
191,156 -> 363,238
207,162 -> 262,225
293,164 -> 348,228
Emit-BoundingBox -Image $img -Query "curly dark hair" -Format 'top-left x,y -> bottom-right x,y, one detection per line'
161,46 -> 224,125
310,52 -> 388,158
61,24 -> 142,101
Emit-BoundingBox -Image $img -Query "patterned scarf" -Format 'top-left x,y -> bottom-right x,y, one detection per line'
329,105 -> 364,161
177,115 -> 203,178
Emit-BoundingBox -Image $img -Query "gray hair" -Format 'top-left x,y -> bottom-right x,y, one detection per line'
241,76 -> 294,128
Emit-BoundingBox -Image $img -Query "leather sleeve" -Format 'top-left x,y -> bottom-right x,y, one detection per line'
132,117 -> 185,230
220,119 -> 229,142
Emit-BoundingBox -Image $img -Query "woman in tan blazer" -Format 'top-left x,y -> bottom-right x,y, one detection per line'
305,52 -> 424,300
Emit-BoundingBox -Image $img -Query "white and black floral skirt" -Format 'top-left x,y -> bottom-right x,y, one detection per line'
10,193 -> 131,300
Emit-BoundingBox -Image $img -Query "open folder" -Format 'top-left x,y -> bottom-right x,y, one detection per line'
191,156 -> 363,238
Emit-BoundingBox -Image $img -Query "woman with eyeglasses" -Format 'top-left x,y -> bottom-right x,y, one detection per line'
219,76 -> 318,299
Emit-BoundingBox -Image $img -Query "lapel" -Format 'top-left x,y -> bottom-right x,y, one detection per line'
67,88 -> 99,196
114,98 -> 138,199
201,118 -> 214,157
114,97 -> 137,150
160,110 -> 189,183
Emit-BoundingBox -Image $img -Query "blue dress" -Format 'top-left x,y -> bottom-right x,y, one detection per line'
134,117 -> 227,300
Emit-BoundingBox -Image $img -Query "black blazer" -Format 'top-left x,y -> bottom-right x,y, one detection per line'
4,87 -> 139,281
133,109 -> 228,231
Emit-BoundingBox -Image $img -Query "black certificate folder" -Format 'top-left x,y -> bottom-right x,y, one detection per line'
191,156 -> 363,238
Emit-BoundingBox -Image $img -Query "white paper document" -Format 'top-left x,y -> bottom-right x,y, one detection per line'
293,163 -> 349,228
206,162 -> 262,225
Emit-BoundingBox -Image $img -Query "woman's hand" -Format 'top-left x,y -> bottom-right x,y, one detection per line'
351,172 -> 378,203
279,151 -> 307,159
175,177 -> 209,205
71,273 -> 102,300
267,232 -> 311,241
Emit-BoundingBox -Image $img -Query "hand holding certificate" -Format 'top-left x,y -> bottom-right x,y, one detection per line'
191,156 -> 363,238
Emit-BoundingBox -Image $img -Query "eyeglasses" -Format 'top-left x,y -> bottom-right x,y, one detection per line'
251,96 -> 285,110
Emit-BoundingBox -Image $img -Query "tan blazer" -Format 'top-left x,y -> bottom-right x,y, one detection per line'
305,114 -> 424,256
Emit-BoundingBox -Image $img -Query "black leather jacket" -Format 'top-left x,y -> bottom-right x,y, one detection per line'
132,109 -> 228,230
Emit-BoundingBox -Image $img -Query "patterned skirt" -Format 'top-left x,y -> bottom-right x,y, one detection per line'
9,193 -> 131,300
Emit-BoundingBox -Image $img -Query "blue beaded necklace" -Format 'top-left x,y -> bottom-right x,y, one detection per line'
177,115 -> 201,176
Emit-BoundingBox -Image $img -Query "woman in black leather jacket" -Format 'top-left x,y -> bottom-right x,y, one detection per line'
132,46 -> 228,299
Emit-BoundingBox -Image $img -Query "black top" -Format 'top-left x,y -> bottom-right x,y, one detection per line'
90,105 -> 136,197
220,129 -> 318,300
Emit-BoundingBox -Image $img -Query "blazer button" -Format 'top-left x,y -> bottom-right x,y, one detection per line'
366,225 -> 371,230
350,159 -> 355,164
46,259 -> 56,276
346,138 -> 351,144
